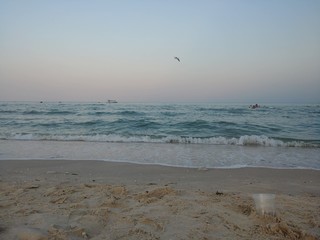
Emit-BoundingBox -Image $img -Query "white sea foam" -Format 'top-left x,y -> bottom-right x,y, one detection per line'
4,133 -> 318,148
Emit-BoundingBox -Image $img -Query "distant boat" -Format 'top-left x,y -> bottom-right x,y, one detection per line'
107,100 -> 118,103
249,104 -> 260,109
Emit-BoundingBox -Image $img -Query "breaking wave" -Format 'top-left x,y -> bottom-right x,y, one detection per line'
2,133 -> 318,148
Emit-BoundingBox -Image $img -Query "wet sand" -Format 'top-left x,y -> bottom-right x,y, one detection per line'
0,160 -> 319,239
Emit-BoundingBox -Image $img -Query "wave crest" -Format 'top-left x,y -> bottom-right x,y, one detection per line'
3,133 -> 318,148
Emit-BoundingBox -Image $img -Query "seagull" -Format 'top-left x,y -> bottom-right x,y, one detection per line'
174,56 -> 180,62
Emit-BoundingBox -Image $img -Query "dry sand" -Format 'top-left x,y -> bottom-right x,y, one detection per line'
0,160 -> 319,239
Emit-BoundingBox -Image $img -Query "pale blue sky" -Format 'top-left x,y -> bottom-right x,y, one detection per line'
1,0 -> 319,103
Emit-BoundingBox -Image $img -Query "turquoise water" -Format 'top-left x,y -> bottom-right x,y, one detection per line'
0,102 -> 319,169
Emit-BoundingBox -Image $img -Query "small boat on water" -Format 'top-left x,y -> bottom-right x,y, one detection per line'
107,100 -> 118,103
249,104 -> 260,109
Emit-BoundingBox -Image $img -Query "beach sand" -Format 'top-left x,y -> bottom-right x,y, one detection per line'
0,160 -> 319,239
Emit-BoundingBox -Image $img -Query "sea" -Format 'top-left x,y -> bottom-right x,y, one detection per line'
0,102 -> 319,169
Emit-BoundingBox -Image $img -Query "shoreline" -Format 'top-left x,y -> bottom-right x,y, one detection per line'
1,160 -> 319,194
1,158 -> 320,171
1,160 -> 319,239
1,139 -> 320,170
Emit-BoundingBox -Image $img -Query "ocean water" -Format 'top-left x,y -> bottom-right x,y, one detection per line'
0,102 -> 319,169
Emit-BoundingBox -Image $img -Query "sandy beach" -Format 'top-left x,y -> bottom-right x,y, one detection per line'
0,160 -> 319,239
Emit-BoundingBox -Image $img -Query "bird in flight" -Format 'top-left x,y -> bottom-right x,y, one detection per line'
174,56 -> 180,62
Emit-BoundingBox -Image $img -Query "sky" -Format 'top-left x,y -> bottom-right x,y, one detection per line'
0,0 -> 319,103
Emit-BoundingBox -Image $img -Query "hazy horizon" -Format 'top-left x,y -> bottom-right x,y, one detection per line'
1,1 -> 319,103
